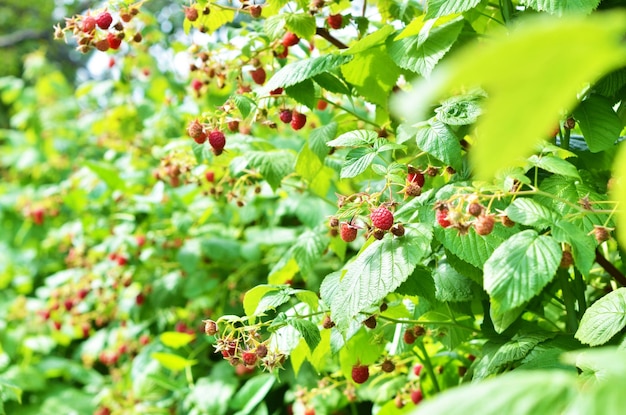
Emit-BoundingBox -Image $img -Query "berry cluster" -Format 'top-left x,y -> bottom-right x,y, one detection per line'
206,319 -> 287,372
54,7 -> 142,53
152,151 -> 197,187
434,197 -> 514,236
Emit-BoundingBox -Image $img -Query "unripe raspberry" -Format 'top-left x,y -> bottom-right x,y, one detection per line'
363,315 -> 377,329
405,182 -> 422,197
203,319 -> 218,335
467,202 -> 483,217
351,364 -> 369,384
322,314 -> 335,329
329,217 -> 339,228
187,119 -> 205,142
340,222 -> 358,242
373,229 -> 385,240
381,359 -> 395,373
270,87 -> 284,95
404,328 -> 416,344
564,117 -> 576,129
560,250 -> 573,268
395,394 -> 404,408
594,226 -> 610,243
473,214 -> 495,236
249,5 -> 262,18
371,206 -> 394,230
96,11 -> 113,30
184,6 -> 199,21
391,223 -> 405,237
500,215 -> 515,227
255,344 -> 268,358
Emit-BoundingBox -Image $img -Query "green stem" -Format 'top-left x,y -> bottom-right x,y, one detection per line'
416,341 -> 441,393
573,268 -> 587,318
378,315 -> 478,332
558,269 -> 578,333
499,0 -> 514,23
561,127 -> 571,150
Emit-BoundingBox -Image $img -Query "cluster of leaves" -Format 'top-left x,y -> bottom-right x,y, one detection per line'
1,0 -> 626,414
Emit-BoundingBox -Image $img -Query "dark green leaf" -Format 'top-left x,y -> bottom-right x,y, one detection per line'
313,73 -> 350,95
309,122 -> 337,159
340,147 -> 377,178
433,262 -> 477,302
484,230 -> 561,312
573,94 -> 622,152
505,198 -> 558,229
232,94 -> 256,119
288,319 -> 322,352
285,79 -> 316,109
415,120 -> 462,170
265,54 -> 354,92
247,150 -> 295,190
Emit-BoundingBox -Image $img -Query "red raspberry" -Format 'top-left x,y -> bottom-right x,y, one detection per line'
250,67 -> 266,85
135,293 -> 145,305
270,87 -> 283,95
282,32 -> 300,47
107,32 -> 122,50
370,206 -> 394,230
95,39 -> 110,52
410,389 -> 423,405
208,129 -> 226,152
279,109 -> 292,124
413,363 -> 423,376
327,14 -> 343,29
473,214 -> 495,236
316,99 -> 328,110
404,328 -> 416,344
351,364 -> 369,384
436,208 -> 451,228
242,351 -> 258,366
139,334 -> 150,345
64,298 -> 74,311
191,78 -> 203,92
227,120 -> 239,132
304,408 -> 315,415
31,208 -> 45,225
275,45 -> 289,59
205,170 -> 215,183
290,111 -> 307,130
407,168 -> 425,187
82,16 -> 97,33
96,12 -> 113,30
184,6 -> 199,21
340,222 -> 358,242
249,5 -> 262,18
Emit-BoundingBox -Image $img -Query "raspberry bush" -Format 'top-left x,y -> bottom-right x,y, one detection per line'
2,0 -> 626,414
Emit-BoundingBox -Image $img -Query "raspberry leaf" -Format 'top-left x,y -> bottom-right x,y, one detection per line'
521,0 -> 601,16
484,230 -> 561,313
505,198 -> 558,229
288,319 -> 321,352
264,54 -> 353,92
229,374 -> 275,413
573,94 -> 622,153
575,288 -> 626,346
285,13 -> 316,39
246,150 -> 295,191
415,120 -> 462,171
340,147 -> 377,179
424,0 -> 482,19
285,80 -> 316,109
329,223 -> 432,330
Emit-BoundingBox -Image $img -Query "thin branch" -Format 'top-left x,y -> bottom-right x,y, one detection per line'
0,30 -> 48,48
315,27 -> 348,49
595,248 -> 626,286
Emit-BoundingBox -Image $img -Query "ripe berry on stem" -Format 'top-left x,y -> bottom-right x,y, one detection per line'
250,67 -> 266,85
327,14 -> 343,29
290,111 -> 306,130
351,363 -> 369,384
371,206 -> 394,231
96,12 -> 113,30
340,222 -> 358,242
282,32 -> 300,47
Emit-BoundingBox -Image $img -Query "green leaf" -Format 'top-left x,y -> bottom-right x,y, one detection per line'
196,8 -> 236,33
151,352 -> 197,371
490,301 -> 526,334
613,143 -> 626,249
285,13 -> 316,39
484,230 -> 561,312
527,155 -> 580,178
291,229 -> 329,280
341,46 -> 400,107
246,150 -> 295,190
288,319 -> 321,352
433,262 -> 477,302
394,13 -> 626,180
309,122 -> 337,159
244,285 -> 291,316
232,94 -> 256,119
387,18 -> 464,76
573,94 -> 622,153
435,93 -> 483,125
425,0 -> 481,18
264,54 -> 353,92
505,198 -> 558,229
520,0 -> 601,15
415,120 -> 462,170
159,332 -> 195,349
343,25 -> 395,55
263,15 -> 287,40
313,73 -> 350,95
575,288 -> 626,346
327,129 -> 378,147
230,374 -> 275,415
0,379 -> 22,405
340,147 -> 377,178
411,370 -> 575,415
331,224 -> 431,329
285,79 -> 316,109
84,160 -> 127,191
552,220 -> 595,275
